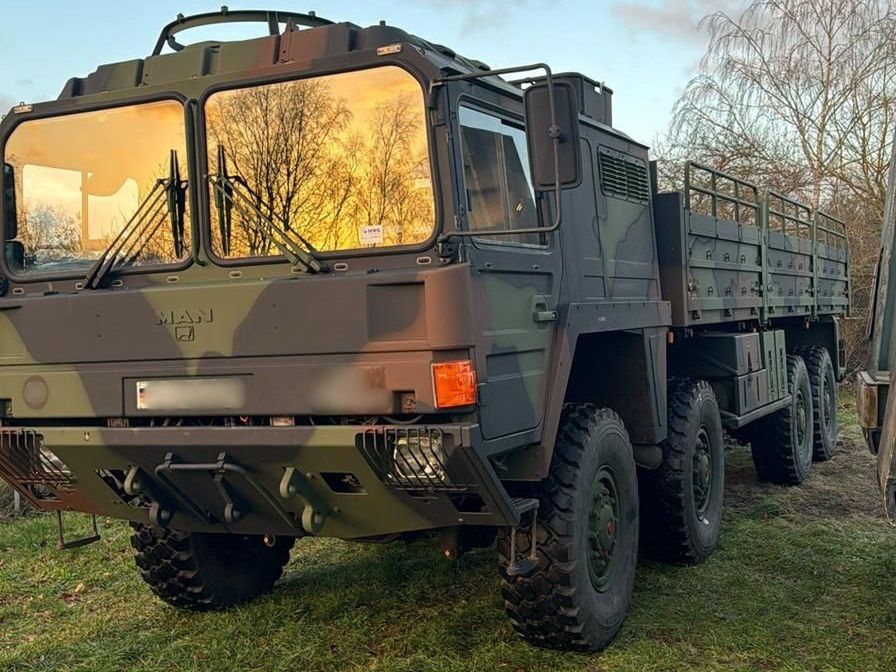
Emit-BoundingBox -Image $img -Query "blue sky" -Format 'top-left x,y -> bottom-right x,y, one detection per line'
0,1 -> 741,147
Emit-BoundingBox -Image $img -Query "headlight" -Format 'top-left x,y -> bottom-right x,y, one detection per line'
391,433 -> 446,485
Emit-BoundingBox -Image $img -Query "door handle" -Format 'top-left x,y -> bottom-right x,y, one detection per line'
532,296 -> 557,323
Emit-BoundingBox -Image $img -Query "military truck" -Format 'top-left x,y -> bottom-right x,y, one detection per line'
0,9 -> 850,651
857,139 -> 896,518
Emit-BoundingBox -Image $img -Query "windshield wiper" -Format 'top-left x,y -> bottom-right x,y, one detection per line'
209,145 -> 325,274
83,150 -> 187,289
119,152 -> 187,268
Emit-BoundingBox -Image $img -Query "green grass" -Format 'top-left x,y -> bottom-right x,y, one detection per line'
2,392 -> 896,671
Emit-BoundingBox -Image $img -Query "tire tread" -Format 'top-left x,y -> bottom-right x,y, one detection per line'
497,404 -> 633,651
640,378 -> 722,564
750,355 -> 812,485
793,346 -> 838,461
130,524 -> 292,611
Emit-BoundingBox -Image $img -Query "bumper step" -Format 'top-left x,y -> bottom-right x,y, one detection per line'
506,498 -> 540,577
56,511 -> 101,550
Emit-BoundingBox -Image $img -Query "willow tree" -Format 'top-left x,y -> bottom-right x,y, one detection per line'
664,0 -> 895,202
660,0 -> 896,367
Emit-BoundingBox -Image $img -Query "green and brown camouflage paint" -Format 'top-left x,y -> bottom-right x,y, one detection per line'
0,14 -> 849,539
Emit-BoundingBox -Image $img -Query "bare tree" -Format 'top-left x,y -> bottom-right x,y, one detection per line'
206,79 -> 433,256
666,1 -> 895,204
351,96 -> 433,246
14,203 -> 82,269
207,79 -> 352,256
660,0 -> 896,368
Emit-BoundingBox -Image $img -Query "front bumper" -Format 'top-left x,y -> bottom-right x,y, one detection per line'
856,370 -> 896,519
0,424 -> 520,538
856,370 -> 888,449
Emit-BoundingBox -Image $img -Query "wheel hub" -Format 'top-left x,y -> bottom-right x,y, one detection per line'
588,467 -> 620,591
692,427 -> 712,517
796,392 -> 808,446
822,378 -> 834,434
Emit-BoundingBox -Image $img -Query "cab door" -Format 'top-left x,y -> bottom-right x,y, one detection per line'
454,103 -> 562,441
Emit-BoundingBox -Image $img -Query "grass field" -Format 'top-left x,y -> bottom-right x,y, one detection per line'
1,391 -> 895,671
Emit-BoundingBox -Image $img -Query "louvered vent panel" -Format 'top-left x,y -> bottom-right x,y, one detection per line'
624,162 -> 650,201
599,149 -> 650,203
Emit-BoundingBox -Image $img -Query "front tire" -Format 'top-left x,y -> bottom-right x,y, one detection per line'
750,355 -> 814,485
498,405 -> 638,651
131,524 -> 294,611
640,379 -> 724,564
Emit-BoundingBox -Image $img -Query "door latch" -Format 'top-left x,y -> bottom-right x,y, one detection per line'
532,296 -> 557,323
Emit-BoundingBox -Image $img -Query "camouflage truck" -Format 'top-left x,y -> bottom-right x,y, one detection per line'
0,9 -> 850,651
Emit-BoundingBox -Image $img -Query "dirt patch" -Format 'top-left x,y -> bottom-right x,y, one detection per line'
724,422 -> 886,522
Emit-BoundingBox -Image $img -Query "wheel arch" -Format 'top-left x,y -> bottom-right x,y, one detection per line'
782,316 -> 844,380
500,327 -> 668,481
561,328 -> 667,444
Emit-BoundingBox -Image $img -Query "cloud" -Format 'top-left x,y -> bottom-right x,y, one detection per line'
611,0 -> 743,42
439,0 -> 533,33
0,96 -> 13,114
15,77 -> 34,87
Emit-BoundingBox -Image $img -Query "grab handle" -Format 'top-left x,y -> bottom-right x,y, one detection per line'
152,6 -> 333,55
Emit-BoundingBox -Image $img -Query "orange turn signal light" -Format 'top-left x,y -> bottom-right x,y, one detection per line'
432,360 -> 477,409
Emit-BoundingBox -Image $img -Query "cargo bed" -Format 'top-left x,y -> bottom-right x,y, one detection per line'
655,162 -> 850,327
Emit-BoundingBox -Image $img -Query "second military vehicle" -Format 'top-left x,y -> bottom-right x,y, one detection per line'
0,8 -> 849,650
857,139 -> 896,519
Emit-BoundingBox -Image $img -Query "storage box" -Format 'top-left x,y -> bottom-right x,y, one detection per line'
673,332 -> 762,378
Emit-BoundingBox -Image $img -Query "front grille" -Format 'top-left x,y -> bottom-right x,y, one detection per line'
0,430 -> 76,501
357,427 -> 471,494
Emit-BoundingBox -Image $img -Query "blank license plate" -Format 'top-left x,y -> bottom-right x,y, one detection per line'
136,378 -> 247,411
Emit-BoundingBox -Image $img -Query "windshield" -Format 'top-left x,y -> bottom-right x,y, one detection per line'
3,100 -> 190,276
204,66 -> 435,259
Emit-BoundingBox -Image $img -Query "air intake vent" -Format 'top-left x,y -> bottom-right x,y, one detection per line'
598,148 -> 650,203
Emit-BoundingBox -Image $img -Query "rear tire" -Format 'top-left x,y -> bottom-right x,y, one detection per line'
750,355 -> 814,485
130,524 -> 294,611
793,346 -> 838,461
498,405 -> 638,651
640,379 -> 724,564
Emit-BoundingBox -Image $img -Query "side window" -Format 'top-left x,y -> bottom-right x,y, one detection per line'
459,106 -> 540,245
